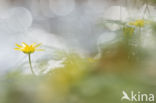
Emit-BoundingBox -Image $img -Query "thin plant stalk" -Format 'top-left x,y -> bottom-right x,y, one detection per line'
28,53 -> 35,75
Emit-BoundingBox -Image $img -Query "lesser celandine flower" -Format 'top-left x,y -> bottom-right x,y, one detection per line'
123,26 -> 135,36
129,19 -> 145,27
15,42 -> 44,75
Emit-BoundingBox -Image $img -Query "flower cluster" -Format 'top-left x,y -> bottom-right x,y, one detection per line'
129,19 -> 145,27
123,26 -> 135,36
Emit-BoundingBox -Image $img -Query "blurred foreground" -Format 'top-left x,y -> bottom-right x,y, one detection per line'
1,31 -> 156,103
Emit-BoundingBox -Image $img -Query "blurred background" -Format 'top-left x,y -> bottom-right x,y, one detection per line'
1,0 -> 156,103
1,0 -> 155,72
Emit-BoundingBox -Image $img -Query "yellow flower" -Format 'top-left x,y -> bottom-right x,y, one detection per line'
129,19 -> 145,27
123,26 -> 135,36
15,42 -> 44,54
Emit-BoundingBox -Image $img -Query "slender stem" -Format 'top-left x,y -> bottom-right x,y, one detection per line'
139,27 -> 141,35
28,53 -> 35,75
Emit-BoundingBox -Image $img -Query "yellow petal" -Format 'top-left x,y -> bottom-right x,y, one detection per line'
36,49 -> 44,51
35,43 -> 42,48
22,42 -> 28,47
16,44 -> 22,48
14,48 -> 22,51
31,43 -> 36,47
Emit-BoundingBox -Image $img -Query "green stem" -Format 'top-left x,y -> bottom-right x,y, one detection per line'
28,53 -> 35,75
139,27 -> 141,35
